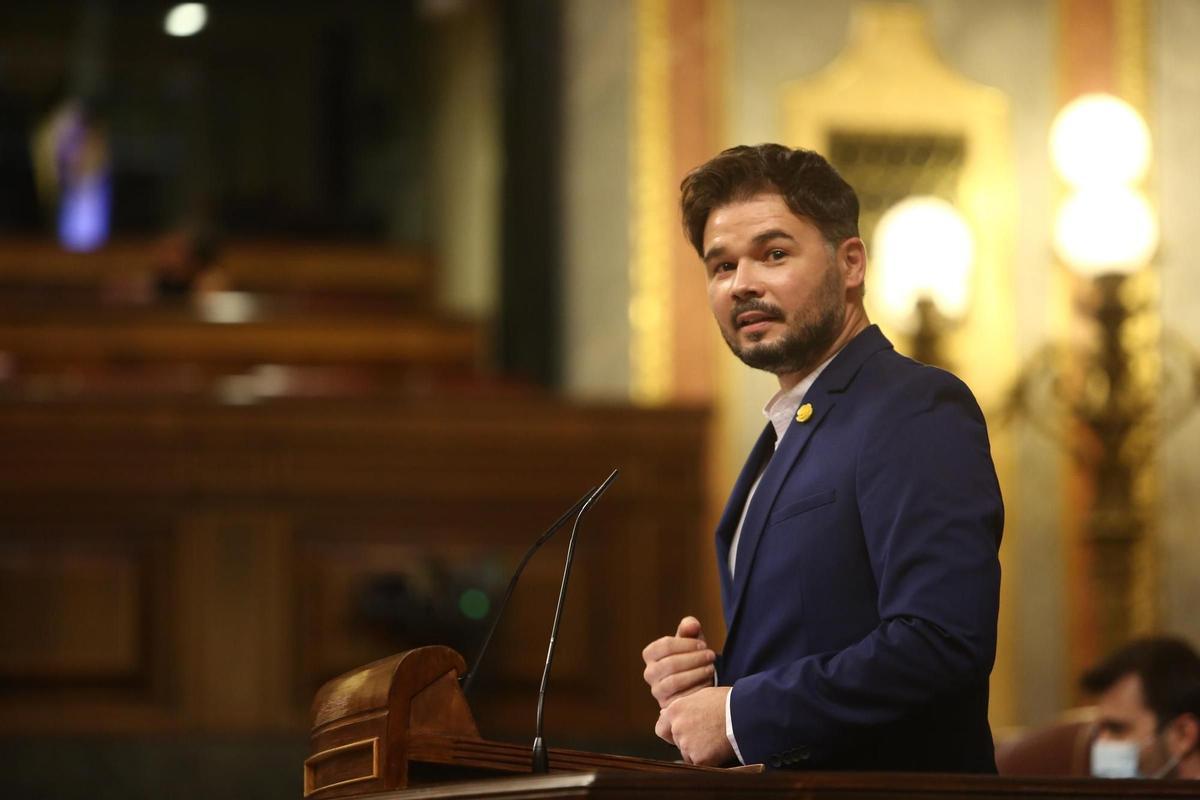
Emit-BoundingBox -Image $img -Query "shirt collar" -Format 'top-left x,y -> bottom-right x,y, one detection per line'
762,350 -> 840,446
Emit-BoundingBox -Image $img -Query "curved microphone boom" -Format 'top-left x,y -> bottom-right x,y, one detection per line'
532,468 -> 619,774
459,485 -> 597,698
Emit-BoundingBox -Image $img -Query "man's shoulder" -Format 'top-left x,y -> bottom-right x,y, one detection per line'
819,326 -> 985,421
856,346 -> 979,404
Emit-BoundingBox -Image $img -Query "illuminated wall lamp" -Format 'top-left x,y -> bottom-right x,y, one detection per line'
1050,93 -> 1157,276
1007,92 -> 1167,654
873,195 -> 974,366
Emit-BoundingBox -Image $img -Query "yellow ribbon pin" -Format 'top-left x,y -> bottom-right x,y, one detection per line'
795,403 -> 813,423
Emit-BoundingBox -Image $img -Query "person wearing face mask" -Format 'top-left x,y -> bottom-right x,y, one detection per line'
1082,636 -> 1200,779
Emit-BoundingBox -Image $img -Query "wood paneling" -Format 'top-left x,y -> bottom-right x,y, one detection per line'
0,519 -> 178,732
0,534 -> 147,681
0,396 -> 709,747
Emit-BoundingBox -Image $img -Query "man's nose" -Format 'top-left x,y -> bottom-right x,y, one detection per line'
730,260 -> 763,299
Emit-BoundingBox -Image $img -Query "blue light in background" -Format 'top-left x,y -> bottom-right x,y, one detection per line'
58,173 -> 111,252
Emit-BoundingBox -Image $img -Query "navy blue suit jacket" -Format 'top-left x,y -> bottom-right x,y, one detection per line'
716,325 -> 1003,772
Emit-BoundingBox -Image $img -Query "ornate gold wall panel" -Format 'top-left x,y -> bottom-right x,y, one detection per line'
779,2 -> 1019,726
828,132 -> 966,255
781,4 -> 1016,396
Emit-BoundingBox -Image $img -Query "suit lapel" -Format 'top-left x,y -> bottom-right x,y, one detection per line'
725,396 -> 836,627
722,325 -> 894,647
715,422 -> 777,621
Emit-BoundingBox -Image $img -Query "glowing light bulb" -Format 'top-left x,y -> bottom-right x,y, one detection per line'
1054,187 -> 1158,276
164,3 -> 208,38
1050,94 -> 1151,188
873,196 -> 974,326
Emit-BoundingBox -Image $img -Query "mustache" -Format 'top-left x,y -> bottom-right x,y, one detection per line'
730,299 -> 785,328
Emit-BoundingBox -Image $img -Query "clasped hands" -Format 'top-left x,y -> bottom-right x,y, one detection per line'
641,616 -> 734,766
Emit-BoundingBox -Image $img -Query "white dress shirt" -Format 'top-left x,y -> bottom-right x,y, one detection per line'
724,352 -> 837,764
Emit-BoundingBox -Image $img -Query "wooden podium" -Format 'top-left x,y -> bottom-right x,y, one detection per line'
310,769 -> 1200,800
305,646 -> 1198,800
303,646 -> 749,797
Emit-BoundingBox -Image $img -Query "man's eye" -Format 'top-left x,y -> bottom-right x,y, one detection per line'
767,249 -> 787,261
713,262 -> 735,274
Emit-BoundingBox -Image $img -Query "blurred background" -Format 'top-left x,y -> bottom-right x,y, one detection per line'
2,0 -> 1199,797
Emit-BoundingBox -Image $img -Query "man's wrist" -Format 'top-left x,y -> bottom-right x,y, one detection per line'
724,683 -> 745,765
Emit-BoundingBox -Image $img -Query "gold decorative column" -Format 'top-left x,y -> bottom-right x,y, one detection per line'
1054,0 -> 1158,683
629,0 -> 673,406
628,0 -> 728,639
629,0 -> 726,408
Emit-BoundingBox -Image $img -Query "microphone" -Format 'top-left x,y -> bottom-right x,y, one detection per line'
460,484 -> 598,698
532,468 -> 619,774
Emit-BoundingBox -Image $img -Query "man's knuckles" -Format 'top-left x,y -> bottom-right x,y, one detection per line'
662,649 -> 713,675
645,634 -> 706,663
641,637 -> 671,663
655,707 -> 677,743
653,669 -> 709,704
654,715 -> 671,742
643,647 -> 711,685
651,679 -> 682,706
643,658 -> 689,689
658,672 -> 682,696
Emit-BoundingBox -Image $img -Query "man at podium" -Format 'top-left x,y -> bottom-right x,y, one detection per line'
641,144 -> 1003,772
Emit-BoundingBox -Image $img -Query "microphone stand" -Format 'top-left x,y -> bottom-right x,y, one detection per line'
460,486 -> 597,698
532,468 -> 619,774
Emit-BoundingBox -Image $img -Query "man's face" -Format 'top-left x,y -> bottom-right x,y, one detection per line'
1095,673 -> 1172,775
701,194 -> 847,378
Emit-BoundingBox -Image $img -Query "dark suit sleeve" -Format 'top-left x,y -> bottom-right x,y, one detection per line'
727,368 -> 1003,766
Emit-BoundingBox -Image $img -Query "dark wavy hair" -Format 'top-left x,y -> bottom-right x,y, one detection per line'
1081,636 -> 1200,727
679,143 -> 860,256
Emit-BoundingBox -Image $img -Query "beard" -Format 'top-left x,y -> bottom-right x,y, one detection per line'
721,258 -> 845,377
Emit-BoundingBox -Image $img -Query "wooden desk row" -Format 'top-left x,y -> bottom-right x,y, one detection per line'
0,238 -> 432,296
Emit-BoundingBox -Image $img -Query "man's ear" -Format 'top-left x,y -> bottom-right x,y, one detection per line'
1165,713 -> 1199,757
837,237 -> 867,292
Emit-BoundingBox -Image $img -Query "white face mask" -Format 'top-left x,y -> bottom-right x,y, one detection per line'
1091,735 -> 1186,779
1091,739 -> 1140,778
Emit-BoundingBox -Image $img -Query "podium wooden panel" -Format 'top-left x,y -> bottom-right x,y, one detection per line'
304,646 -> 748,798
